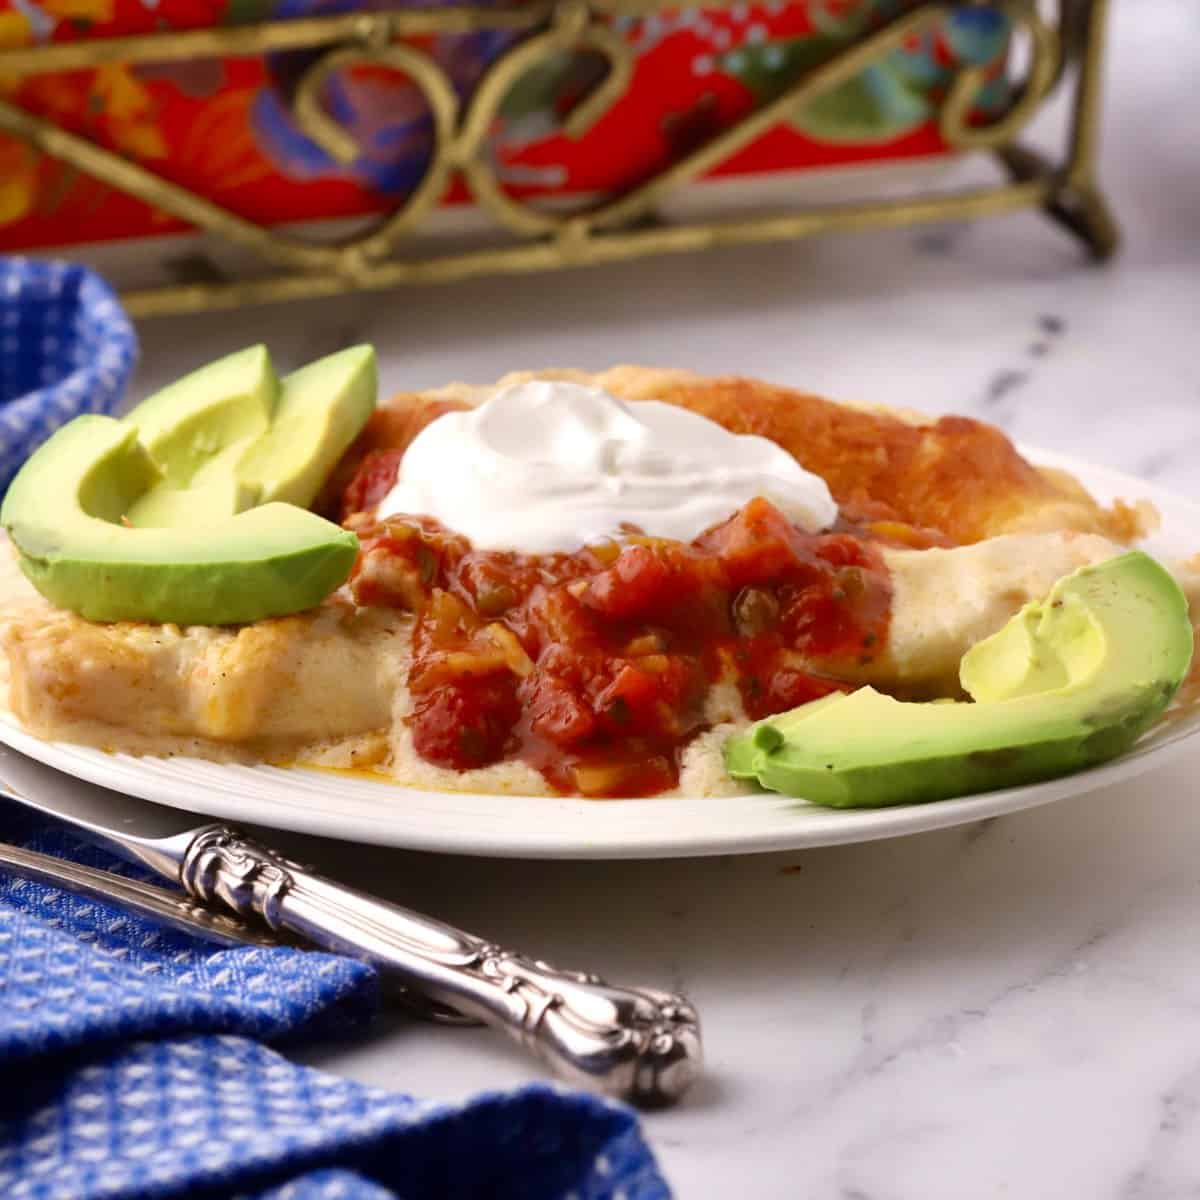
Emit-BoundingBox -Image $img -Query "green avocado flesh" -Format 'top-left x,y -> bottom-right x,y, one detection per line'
125,440 -> 261,528
124,344 -> 278,487
724,552 -> 1193,808
240,345 -> 378,507
0,345 -> 377,625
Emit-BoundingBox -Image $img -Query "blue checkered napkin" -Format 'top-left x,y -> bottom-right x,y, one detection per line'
0,824 -> 670,1199
0,257 -> 138,496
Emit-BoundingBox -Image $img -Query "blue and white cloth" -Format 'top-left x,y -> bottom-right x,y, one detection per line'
0,257 -> 138,496
0,822 -> 670,1199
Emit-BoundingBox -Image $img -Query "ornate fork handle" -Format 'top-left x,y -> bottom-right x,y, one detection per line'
180,827 -> 701,1106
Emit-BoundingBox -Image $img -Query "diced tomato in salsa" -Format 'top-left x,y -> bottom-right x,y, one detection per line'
343,463 -> 895,796
340,448 -> 406,518
410,675 -> 521,769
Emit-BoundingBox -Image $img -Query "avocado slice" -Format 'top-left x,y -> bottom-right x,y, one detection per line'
125,440 -> 261,528
2,343 -> 380,624
725,552 -> 1193,807
124,344 -> 278,487
1,416 -> 358,626
240,345 -> 378,508
123,344 -> 376,527
723,692 -> 844,779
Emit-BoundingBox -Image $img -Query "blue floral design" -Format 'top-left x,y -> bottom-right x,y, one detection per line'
251,0 -> 520,195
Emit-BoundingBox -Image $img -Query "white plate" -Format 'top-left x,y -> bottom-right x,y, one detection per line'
2,449 -> 1198,859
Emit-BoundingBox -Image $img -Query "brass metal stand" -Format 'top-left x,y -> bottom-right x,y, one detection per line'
0,0 -> 1116,317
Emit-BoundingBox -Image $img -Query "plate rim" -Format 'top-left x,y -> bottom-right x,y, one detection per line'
2,445 -> 1198,859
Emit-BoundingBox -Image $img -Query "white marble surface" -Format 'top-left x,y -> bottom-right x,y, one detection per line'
125,1 -> 1200,1194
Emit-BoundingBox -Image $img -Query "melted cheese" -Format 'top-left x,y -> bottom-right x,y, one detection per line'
0,530 -> 1143,796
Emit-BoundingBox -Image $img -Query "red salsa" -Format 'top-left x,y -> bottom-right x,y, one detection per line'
344,453 -> 902,796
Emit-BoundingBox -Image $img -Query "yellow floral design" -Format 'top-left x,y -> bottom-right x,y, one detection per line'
0,9 -> 32,48
39,0 -> 114,20
20,64 -> 167,161
0,137 -> 38,225
92,64 -> 168,158
0,0 -> 164,230
0,6 -> 37,227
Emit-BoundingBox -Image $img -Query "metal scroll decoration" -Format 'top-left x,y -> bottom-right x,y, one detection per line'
0,0 -> 1116,317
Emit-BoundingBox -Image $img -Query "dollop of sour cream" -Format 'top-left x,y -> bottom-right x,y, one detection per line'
376,380 -> 838,554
